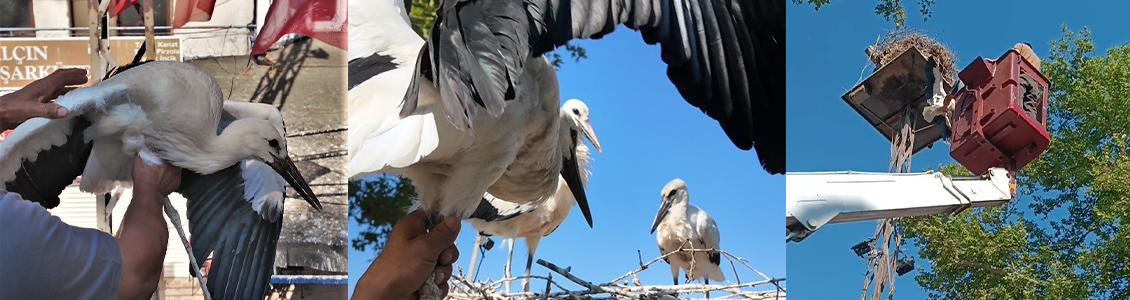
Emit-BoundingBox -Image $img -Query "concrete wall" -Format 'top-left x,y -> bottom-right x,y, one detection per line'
31,0 -> 71,37
170,0 -> 258,58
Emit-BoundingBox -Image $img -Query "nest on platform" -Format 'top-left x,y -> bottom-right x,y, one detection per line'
866,27 -> 958,84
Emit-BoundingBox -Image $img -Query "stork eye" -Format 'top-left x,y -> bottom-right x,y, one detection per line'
268,139 -> 280,149
668,189 -> 678,198
572,108 -> 580,115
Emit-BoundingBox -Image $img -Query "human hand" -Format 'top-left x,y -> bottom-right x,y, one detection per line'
0,69 -> 88,130
353,210 -> 461,300
131,156 -> 181,199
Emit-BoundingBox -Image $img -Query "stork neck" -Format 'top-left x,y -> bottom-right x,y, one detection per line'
191,126 -> 260,174
666,201 -> 689,222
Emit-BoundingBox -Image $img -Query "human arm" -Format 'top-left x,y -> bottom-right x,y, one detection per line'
352,210 -> 461,300
0,69 -> 87,130
114,156 -> 180,300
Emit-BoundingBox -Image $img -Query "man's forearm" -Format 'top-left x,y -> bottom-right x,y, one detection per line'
114,189 -> 170,300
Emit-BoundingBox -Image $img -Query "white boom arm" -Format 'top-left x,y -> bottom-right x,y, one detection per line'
786,167 -> 1013,242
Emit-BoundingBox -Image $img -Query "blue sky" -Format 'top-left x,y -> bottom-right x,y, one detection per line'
787,1 -> 1130,299
347,29 -> 784,295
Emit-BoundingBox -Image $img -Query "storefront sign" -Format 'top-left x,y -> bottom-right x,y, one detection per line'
0,36 -> 183,89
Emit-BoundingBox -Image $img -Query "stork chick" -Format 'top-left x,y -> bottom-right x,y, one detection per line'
466,99 -> 602,292
651,179 -> 724,287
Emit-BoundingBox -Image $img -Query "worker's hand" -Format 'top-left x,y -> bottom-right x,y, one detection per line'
353,210 -> 461,300
130,155 -> 181,199
0,69 -> 87,130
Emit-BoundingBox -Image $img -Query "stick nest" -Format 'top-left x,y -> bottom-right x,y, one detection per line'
866,28 -> 958,84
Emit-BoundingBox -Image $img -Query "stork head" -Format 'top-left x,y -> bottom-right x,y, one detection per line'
561,99 -> 601,152
228,119 -> 322,211
650,178 -> 689,234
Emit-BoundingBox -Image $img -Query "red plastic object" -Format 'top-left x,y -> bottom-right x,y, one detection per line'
949,49 -> 1050,174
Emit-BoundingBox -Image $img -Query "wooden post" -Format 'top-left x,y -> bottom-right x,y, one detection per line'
95,193 -> 111,233
142,0 -> 156,60
87,0 -> 102,83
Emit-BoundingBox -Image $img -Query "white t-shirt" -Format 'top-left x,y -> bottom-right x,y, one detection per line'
0,190 -> 121,299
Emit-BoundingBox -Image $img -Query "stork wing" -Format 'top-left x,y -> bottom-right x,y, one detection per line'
466,192 -> 539,221
346,0 -> 440,178
179,161 -> 284,300
402,0 -> 784,173
1,119 -> 92,208
347,0 -> 424,90
174,100 -> 288,300
0,82 -> 132,197
688,204 -> 720,265
5,63 -> 154,206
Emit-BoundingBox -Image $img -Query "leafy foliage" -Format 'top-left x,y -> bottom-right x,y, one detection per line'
406,0 -> 438,38
349,175 -> 416,253
901,26 -> 1130,299
794,0 -> 935,27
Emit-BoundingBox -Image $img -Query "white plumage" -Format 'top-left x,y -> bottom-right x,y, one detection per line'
347,0 -> 587,225
465,99 -> 601,292
651,178 -> 724,285
0,62 -> 320,300
0,62 -> 300,195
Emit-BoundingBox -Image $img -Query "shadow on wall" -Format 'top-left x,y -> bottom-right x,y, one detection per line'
251,36 -> 331,109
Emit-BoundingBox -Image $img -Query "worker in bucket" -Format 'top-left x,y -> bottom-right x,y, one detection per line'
0,69 -> 177,299
922,42 -> 1043,144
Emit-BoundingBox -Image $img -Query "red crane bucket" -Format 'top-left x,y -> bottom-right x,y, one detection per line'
948,49 -> 1050,174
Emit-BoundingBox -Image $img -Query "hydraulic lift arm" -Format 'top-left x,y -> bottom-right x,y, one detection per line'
786,168 -> 1013,242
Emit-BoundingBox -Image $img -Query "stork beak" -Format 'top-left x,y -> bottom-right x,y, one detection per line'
650,196 -> 673,234
269,155 -> 323,211
562,147 -> 593,228
581,120 -> 601,152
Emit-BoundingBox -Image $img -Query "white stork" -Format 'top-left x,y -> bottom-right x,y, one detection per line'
347,0 -> 784,213
348,0 -> 779,296
0,61 -> 322,300
465,98 -> 601,292
651,178 -> 724,287
348,0 -> 590,226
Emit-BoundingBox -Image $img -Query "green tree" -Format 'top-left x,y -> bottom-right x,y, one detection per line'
794,0 -> 935,27
900,26 -> 1130,299
349,175 -> 417,254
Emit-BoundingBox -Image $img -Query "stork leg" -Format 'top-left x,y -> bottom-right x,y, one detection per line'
417,211 -> 444,300
670,264 -> 680,297
704,278 -> 711,299
504,238 -> 514,294
670,264 -> 680,285
522,236 -> 542,292
162,197 -> 212,300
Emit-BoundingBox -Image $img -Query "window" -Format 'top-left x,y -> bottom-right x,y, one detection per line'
0,0 -> 35,37
117,0 -> 171,34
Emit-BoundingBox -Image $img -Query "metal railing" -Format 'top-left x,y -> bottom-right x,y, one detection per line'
270,275 -> 348,285
0,25 -> 256,33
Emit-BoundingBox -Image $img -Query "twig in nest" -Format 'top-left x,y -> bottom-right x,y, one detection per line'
449,248 -> 786,300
